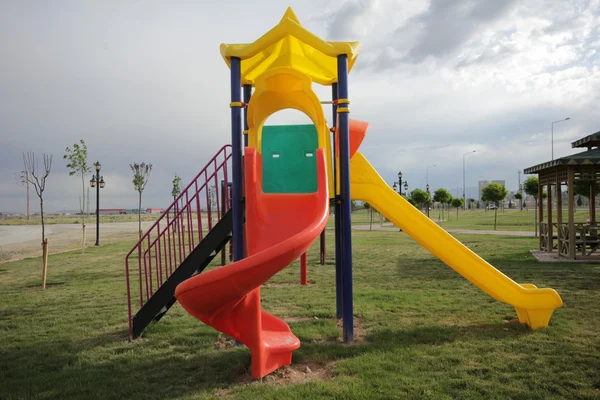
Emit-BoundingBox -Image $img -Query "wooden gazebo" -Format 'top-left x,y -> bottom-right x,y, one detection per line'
524,130 -> 600,260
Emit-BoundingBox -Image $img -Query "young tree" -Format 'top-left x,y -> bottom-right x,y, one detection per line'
410,189 -> 431,212
130,162 -> 153,240
171,174 -> 182,230
64,140 -> 90,254
445,195 -> 453,220
451,198 -> 464,219
573,181 -> 600,199
481,182 -> 509,230
433,188 -> 452,222
467,198 -> 475,210
523,176 -> 539,237
514,192 -> 523,211
23,152 -> 52,289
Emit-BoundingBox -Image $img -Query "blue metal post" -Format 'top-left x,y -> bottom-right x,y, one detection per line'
332,83 -> 343,320
243,84 -> 252,147
337,55 -> 353,342
230,57 -> 244,262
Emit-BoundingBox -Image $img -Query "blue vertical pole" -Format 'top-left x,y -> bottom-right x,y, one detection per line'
332,83 -> 343,320
230,57 -> 244,262
337,55 -> 353,342
243,84 -> 252,148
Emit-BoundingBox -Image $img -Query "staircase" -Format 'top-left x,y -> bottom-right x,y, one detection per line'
125,145 -> 233,339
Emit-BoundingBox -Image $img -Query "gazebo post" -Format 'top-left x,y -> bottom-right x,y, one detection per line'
547,181 -> 553,252
589,180 -> 596,226
568,167 -> 576,259
538,180 -> 544,249
556,172 -> 562,252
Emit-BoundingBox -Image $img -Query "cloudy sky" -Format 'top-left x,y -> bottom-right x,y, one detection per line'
1,0 -> 599,213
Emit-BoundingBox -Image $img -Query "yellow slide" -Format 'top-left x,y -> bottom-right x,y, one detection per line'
350,152 -> 563,329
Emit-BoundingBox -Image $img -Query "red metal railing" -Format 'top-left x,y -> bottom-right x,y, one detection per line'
125,145 -> 232,338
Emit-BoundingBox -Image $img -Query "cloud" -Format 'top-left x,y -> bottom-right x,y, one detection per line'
0,1 -> 599,213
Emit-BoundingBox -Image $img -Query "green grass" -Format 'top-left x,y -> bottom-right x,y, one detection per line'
1,231 -> 599,399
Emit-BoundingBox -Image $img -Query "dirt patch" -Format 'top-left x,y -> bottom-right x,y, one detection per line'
503,318 -> 523,325
214,334 -> 237,350
282,316 -> 321,323
336,315 -> 367,344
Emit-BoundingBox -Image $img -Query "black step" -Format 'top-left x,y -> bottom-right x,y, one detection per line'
132,210 -> 232,338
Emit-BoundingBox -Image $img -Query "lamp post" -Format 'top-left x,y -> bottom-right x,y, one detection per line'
89,161 -> 105,246
463,150 -> 476,210
551,117 -> 570,160
426,165 -> 436,189
393,172 -> 409,196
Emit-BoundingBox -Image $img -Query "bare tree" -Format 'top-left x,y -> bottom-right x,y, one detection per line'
22,152 -> 52,289
130,162 -> 152,240
15,170 -> 30,220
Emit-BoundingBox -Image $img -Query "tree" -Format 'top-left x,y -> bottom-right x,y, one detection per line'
451,198 -> 464,219
481,182 -> 508,230
130,162 -> 153,240
64,140 -> 90,254
433,188 -> 452,223
363,202 -> 371,209
445,195 -> 453,220
410,189 -> 430,211
171,174 -> 182,230
523,176 -> 539,237
467,198 -> 475,210
23,152 -> 52,289
573,181 -> 600,199
514,192 -> 523,211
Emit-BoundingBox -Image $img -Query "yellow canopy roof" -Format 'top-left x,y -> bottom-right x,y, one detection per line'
220,7 -> 360,86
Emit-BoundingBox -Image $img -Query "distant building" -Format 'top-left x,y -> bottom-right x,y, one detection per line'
478,180 -> 506,200
146,208 -> 164,214
99,208 -> 127,215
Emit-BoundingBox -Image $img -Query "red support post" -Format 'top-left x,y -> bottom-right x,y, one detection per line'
300,253 -> 307,285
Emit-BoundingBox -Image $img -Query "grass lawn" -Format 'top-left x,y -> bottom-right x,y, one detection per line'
1,230 -> 599,399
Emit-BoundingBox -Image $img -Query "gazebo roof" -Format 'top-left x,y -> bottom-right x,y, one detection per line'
524,148 -> 600,174
571,131 -> 600,148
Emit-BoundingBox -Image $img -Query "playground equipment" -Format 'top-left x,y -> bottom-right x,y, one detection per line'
124,7 -> 562,379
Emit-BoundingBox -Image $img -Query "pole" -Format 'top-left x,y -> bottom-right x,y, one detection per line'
332,82 -> 343,320
230,57 -> 244,262
95,168 -> 100,246
26,171 -> 30,220
462,155 -> 466,210
300,253 -> 307,285
337,54 -> 353,343
551,122 -> 554,160
243,84 -> 252,148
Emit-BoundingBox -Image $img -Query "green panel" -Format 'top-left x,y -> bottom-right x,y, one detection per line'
262,124 -> 319,194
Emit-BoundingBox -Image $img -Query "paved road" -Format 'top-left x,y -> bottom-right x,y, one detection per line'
351,224 -> 535,237
0,222 -> 155,246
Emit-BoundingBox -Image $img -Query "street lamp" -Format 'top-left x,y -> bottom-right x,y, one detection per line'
551,117 -> 570,160
394,171 -> 408,196
89,161 -> 105,246
463,150 -> 476,210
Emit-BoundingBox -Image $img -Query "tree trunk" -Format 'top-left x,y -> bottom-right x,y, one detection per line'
456,207 -> 459,219
81,173 -> 86,254
138,192 -> 142,240
40,198 -> 45,242
494,208 -> 498,230
42,238 -> 49,289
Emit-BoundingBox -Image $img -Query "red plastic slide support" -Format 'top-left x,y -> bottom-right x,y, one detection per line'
300,253 -> 307,285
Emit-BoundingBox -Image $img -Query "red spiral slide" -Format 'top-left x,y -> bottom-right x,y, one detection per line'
175,147 -> 329,378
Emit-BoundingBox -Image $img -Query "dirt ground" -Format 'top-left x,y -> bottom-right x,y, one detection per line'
0,222 -> 155,262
